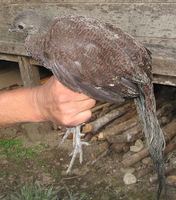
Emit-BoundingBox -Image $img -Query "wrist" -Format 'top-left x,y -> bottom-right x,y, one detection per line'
30,86 -> 48,122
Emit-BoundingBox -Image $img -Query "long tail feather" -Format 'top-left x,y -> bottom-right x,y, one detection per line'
134,83 -> 166,200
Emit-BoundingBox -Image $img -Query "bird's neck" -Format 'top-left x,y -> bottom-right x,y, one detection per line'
39,17 -> 52,34
25,34 -> 45,62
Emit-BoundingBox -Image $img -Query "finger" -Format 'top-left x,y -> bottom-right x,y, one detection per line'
54,77 -> 92,101
69,110 -> 92,126
65,91 -> 92,101
63,99 -> 96,114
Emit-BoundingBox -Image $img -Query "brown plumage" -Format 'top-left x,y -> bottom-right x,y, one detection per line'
11,11 -> 166,199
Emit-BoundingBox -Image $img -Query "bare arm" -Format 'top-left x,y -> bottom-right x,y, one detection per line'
0,76 -> 96,127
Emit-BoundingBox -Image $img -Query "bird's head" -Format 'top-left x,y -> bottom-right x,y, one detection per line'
9,11 -> 50,35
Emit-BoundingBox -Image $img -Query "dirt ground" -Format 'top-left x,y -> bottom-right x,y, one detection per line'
0,119 -> 176,200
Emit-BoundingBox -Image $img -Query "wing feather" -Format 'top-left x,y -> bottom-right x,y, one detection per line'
25,15 -> 151,102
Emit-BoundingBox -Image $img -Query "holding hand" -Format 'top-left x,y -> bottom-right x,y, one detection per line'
33,76 -> 96,126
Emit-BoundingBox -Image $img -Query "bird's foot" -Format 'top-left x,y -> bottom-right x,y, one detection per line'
61,125 -> 89,173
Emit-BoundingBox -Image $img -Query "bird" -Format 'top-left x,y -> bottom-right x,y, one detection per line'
10,11 -> 166,199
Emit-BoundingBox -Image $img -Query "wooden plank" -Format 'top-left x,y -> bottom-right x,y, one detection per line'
0,53 -> 39,66
0,41 -> 26,56
18,56 -> 40,87
152,57 -> 176,77
0,1 -> 176,86
137,36 -> 176,49
1,53 -> 176,86
153,74 -> 176,86
1,42 -> 176,79
1,2 -> 176,45
0,53 -> 18,62
1,1 -> 176,4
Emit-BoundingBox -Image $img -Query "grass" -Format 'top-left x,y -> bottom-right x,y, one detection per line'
0,139 -> 45,161
9,183 -> 57,200
6,182 -> 88,200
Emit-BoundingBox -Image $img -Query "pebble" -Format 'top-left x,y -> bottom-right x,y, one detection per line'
130,139 -> 144,152
123,173 -> 137,185
142,157 -> 152,165
120,167 -> 135,174
1,159 -> 8,165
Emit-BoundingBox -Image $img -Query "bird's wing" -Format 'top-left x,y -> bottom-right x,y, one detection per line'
27,16 -> 151,102
103,22 -> 152,80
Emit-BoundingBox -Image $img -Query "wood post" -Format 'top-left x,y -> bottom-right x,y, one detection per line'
18,56 -> 40,87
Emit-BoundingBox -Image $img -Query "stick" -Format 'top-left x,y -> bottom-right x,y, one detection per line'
150,165 -> 176,183
122,119 -> 176,167
166,176 -> 176,187
82,102 -> 133,134
137,142 -> 176,179
99,115 -> 138,139
110,142 -> 130,153
107,126 -> 142,143
91,149 -> 110,165
91,102 -> 111,113
100,102 -> 172,141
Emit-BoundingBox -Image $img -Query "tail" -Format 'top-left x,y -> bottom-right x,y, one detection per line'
134,83 -> 166,200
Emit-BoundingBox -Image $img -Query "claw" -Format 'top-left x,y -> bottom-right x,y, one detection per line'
60,125 -> 89,173
60,127 -> 74,145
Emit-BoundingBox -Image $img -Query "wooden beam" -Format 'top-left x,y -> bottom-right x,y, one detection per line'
153,74 -> 176,86
1,0 -> 175,4
0,53 -> 39,66
0,42 -> 27,56
0,53 -> 18,63
18,56 -> 40,87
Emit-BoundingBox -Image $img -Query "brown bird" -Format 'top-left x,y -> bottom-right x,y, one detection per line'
10,11 -> 166,199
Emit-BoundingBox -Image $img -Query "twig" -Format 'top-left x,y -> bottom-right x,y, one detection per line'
91,103 -> 111,113
110,142 -> 130,153
107,125 -> 142,143
150,165 -> 176,183
91,148 -> 110,165
122,119 -> 176,167
82,102 -> 132,134
99,115 -> 138,139
166,176 -> 176,187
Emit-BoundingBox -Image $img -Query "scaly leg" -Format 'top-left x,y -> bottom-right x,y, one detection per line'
60,125 -> 89,173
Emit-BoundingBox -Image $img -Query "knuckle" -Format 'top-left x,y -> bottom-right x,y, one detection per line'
61,116 -> 72,126
87,99 -> 96,108
57,94 -> 68,103
86,110 -> 92,119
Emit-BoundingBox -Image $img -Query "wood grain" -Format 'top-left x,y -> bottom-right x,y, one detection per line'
18,56 -> 40,87
0,1 -> 176,85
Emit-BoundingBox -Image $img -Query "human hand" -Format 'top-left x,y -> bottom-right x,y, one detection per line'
33,76 -> 96,126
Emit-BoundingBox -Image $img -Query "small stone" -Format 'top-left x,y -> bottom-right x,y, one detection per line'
55,161 -> 61,166
98,132 -> 105,140
142,157 -> 152,165
41,173 -> 53,185
1,159 -> 8,165
123,173 -> 137,185
80,182 -> 88,189
130,139 -> 144,152
167,175 -> 176,186
91,136 -> 98,142
120,167 -> 135,174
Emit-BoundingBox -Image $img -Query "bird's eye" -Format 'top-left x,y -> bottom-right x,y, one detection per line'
18,24 -> 24,30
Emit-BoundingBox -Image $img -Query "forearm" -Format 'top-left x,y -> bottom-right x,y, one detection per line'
0,87 -> 44,127
0,77 -> 95,127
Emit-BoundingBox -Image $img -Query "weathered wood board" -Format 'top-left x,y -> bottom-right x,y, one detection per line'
0,0 -> 176,86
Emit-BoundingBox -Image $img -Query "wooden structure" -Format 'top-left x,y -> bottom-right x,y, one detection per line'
0,0 -> 176,87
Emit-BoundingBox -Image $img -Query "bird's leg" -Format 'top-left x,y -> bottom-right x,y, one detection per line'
60,125 -> 89,173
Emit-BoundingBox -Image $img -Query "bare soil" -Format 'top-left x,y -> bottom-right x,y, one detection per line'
0,121 -> 176,200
